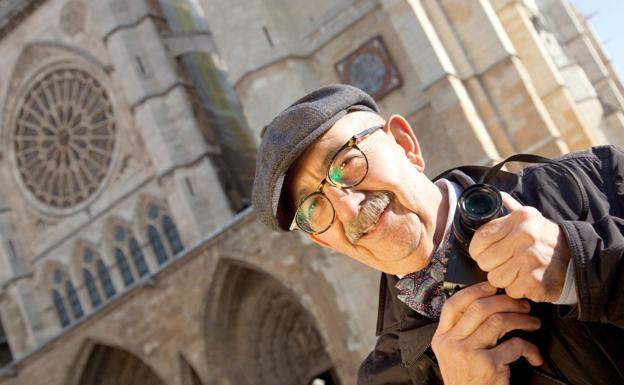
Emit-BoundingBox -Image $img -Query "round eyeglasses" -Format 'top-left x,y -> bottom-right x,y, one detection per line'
289,124 -> 384,235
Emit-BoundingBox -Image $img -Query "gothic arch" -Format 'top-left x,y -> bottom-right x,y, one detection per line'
0,294 -> 28,357
203,259 -> 339,385
136,194 -> 184,266
67,339 -> 166,385
36,260 -> 84,329
103,216 -> 151,286
70,240 -> 117,311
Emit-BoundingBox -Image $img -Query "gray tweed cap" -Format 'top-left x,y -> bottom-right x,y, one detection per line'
252,84 -> 379,231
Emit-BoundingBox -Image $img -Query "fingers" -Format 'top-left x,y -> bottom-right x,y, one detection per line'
470,204 -> 542,271
487,261 -> 521,289
489,337 -> 544,367
468,313 -> 541,347
469,214 -> 517,263
451,295 -> 531,339
471,233 -> 520,272
501,191 -> 523,211
437,282 -> 497,335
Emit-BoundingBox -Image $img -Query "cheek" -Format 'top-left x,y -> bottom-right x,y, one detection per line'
365,155 -> 415,192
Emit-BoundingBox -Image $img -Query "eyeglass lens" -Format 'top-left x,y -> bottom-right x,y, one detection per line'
295,146 -> 368,234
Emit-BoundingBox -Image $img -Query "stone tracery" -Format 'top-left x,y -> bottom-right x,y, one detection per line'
13,67 -> 115,209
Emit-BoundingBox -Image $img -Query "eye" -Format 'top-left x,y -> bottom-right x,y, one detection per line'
295,211 -> 312,233
306,200 -> 317,217
329,167 -> 343,183
339,155 -> 358,170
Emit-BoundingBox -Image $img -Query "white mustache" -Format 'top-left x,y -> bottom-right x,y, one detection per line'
345,191 -> 394,244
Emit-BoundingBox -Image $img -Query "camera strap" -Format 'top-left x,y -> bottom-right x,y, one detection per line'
481,153 -> 589,221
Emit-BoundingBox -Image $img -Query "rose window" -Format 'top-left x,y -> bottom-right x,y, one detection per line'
13,68 -> 115,209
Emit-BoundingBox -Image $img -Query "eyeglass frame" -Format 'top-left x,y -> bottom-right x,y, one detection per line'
289,123 -> 385,234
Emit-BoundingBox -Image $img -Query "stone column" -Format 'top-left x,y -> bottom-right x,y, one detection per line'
539,0 -> 624,146
492,0 -> 596,150
88,0 -> 232,241
577,14 -> 624,103
381,0 -> 501,168
437,0 -> 568,156
0,208 -> 46,357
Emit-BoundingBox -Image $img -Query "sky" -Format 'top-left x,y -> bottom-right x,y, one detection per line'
570,0 -> 624,79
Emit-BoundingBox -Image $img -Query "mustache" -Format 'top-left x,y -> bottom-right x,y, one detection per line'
345,191 -> 394,244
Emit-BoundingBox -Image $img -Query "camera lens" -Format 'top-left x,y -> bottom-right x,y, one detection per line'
457,184 -> 503,233
465,191 -> 497,217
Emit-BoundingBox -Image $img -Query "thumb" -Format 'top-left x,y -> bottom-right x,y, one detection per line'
501,191 -> 523,212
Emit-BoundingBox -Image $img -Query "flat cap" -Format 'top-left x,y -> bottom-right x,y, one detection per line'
252,84 -> 379,231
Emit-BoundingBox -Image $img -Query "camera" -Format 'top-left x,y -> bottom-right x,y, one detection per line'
443,184 -> 507,295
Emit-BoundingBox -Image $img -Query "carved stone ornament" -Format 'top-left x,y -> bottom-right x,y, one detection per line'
335,35 -> 402,100
59,1 -> 87,37
13,67 -> 116,211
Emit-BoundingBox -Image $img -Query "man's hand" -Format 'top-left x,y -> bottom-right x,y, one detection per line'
469,192 -> 571,303
432,282 -> 543,385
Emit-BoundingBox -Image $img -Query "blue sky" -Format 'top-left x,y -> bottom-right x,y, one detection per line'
570,0 -> 624,79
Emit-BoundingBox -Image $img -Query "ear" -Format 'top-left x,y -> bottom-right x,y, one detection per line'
308,234 -> 333,249
385,114 -> 425,171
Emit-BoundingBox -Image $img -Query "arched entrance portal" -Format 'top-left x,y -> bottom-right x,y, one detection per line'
205,262 -> 341,385
78,344 -> 166,385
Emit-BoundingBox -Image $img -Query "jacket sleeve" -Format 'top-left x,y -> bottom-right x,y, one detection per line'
358,333 -> 443,385
560,217 -> 624,327
558,146 -> 624,327
357,333 -> 412,385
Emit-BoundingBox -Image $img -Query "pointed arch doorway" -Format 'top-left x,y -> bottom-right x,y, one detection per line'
78,344 -> 166,385
205,262 -> 342,385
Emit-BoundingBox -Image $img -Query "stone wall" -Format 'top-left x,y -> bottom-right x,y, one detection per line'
0,0 -> 622,384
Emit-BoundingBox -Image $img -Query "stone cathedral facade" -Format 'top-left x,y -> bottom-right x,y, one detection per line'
0,0 -> 621,384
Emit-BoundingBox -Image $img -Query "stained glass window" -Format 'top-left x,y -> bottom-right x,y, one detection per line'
115,226 -> 127,242
115,248 -> 135,287
53,289 -> 70,327
130,238 -> 149,277
148,204 -> 160,220
13,68 -> 116,209
66,280 -> 84,319
97,260 -> 116,299
84,248 -> 94,263
53,269 -> 64,284
163,215 -> 183,255
84,269 -> 101,308
148,225 -> 168,265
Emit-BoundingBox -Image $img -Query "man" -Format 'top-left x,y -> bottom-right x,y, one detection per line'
252,84 -> 624,384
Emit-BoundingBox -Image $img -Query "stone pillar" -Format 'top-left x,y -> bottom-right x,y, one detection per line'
381,0 -> 501,168
0,208 -> 47,356
605,112 -> 624,145
539,0 -> 624,146
1,281 -> 45,359
437,0 -> 567,157
88,0 -> 232,240
492,0 -> 596,150
577,15 -> 624,104
421,0 -> 516,159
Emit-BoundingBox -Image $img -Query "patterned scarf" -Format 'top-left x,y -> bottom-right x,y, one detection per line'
395,232 -> 451,319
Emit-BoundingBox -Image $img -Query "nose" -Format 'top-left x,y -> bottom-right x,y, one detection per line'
324,185 -> 363,225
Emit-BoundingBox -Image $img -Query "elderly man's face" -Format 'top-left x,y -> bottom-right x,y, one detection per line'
288,112 -> 447,275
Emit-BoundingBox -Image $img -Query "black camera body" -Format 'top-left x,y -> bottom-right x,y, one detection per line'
443,183 -> 507,295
